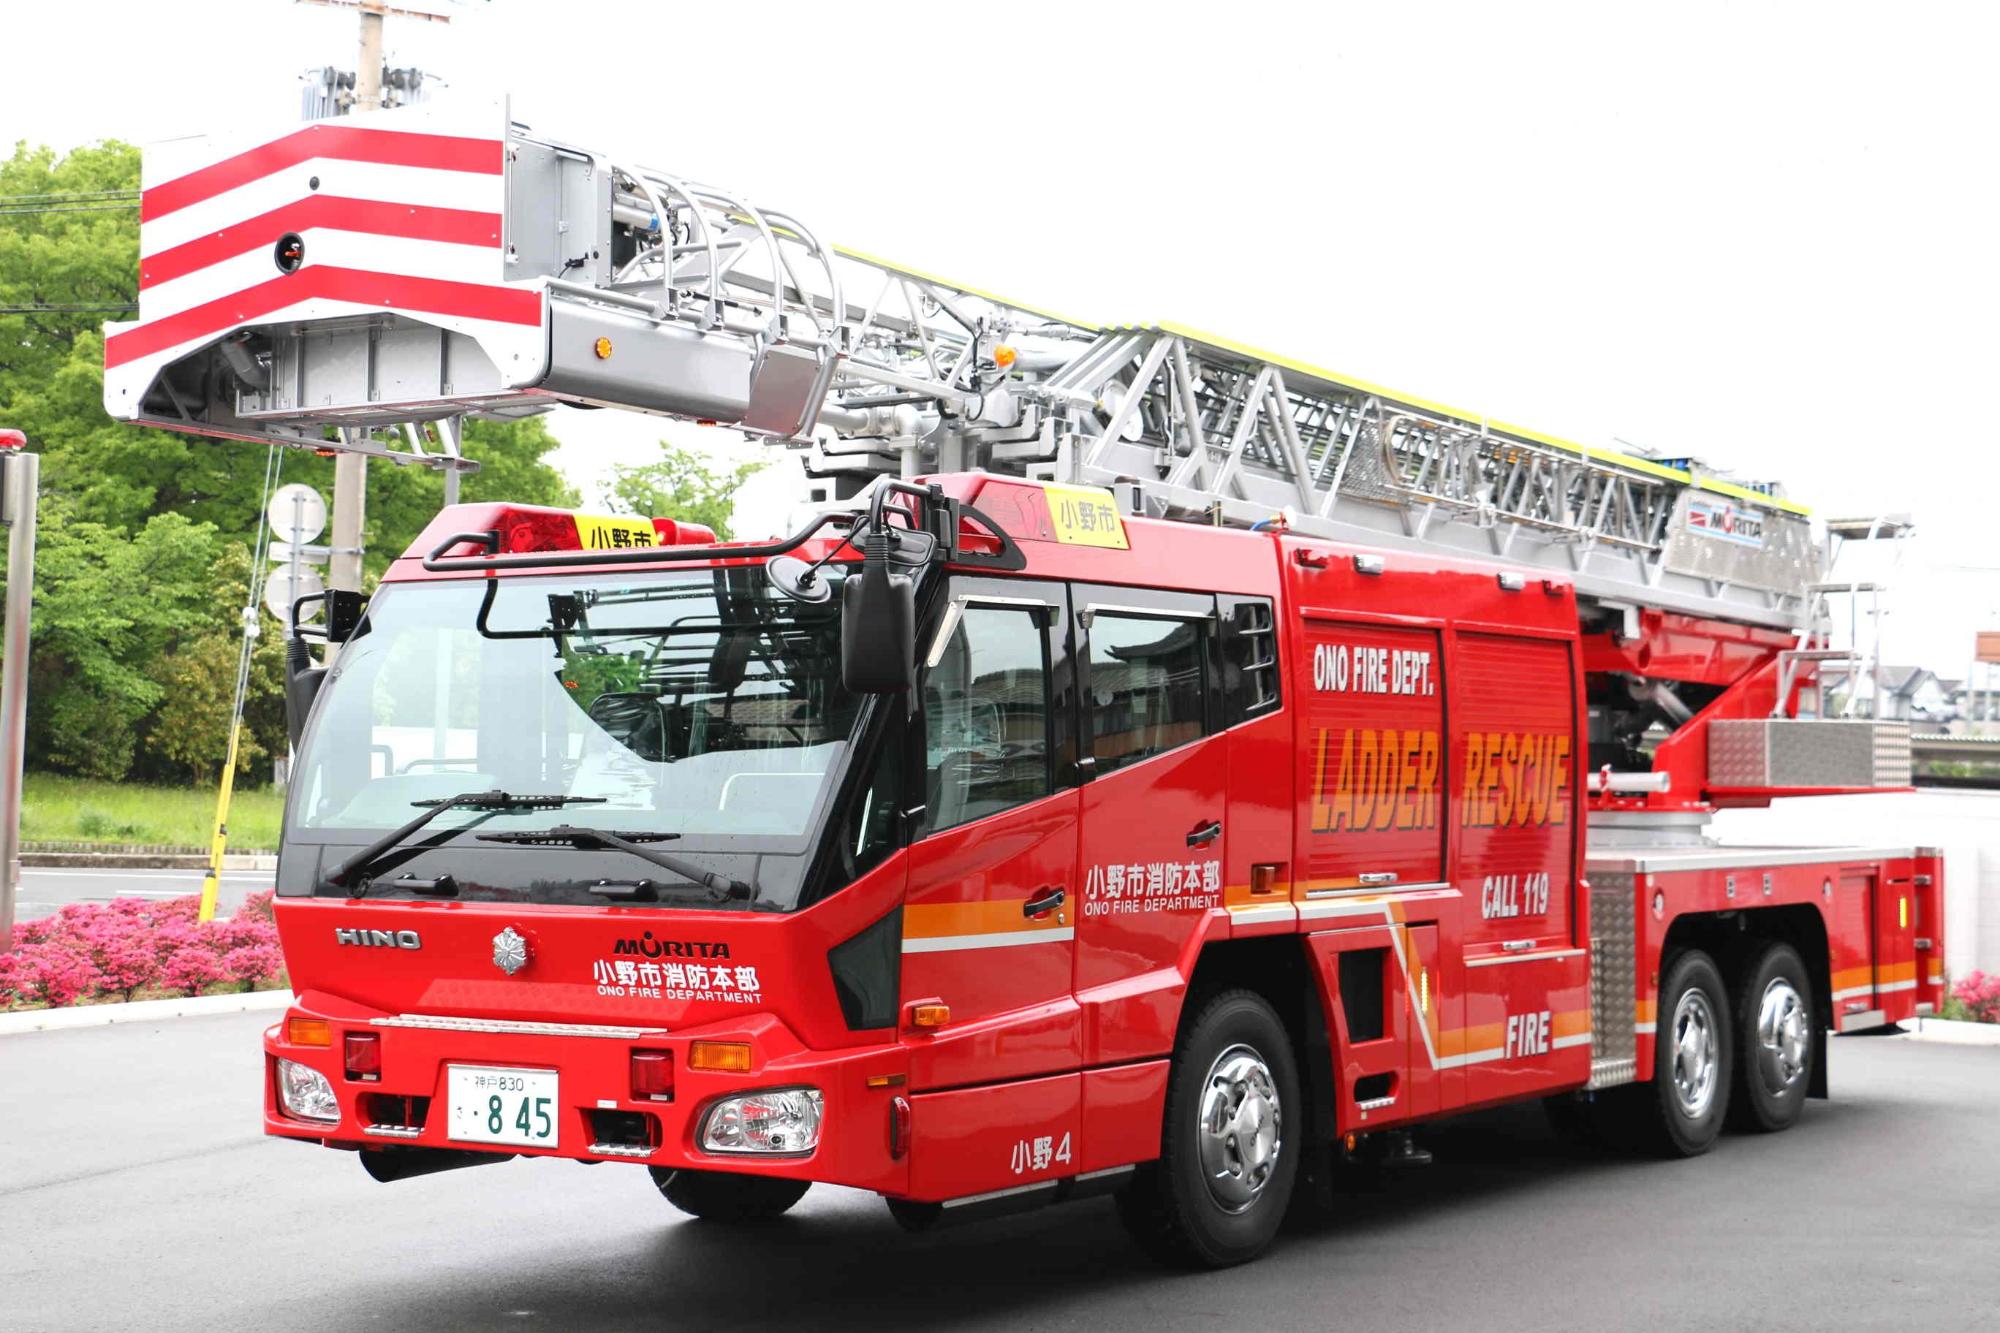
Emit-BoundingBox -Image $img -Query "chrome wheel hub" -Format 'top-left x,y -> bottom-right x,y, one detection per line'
1756,977 -> 1810,1094
1197,1044 -> 1282,1213
1670,988 -> 1720,1120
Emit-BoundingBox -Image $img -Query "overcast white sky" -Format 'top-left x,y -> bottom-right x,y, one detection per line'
5,1 -> 1996,673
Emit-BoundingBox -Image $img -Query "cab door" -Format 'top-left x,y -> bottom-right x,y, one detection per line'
901,578 -> 1081,1090
1073,586 -> 1230,1066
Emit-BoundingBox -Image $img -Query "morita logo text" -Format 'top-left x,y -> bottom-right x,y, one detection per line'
613,930 -> 730,960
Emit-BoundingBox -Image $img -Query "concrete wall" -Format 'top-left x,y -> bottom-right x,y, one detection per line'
1711,789 -> 2000,981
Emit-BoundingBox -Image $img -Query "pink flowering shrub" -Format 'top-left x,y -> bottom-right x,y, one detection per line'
0,893 -> 286,1010
1950,971 -> 2000,1024
0,939 -> 98,1007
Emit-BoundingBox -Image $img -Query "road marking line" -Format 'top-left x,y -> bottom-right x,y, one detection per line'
22,869 -> 270,878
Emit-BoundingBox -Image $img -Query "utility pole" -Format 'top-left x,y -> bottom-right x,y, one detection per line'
325,2 -> 386,608
0,430 -> 38,953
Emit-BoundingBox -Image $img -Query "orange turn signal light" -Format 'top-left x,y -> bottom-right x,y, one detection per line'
909,1003 -> 951,1030
688,1041 -> 752,1073
592,336 -> 614,360
992,343 -> 1017,370
286,1016 -> 332,1047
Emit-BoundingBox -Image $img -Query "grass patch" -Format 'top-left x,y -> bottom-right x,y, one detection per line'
19,772 -> 285,851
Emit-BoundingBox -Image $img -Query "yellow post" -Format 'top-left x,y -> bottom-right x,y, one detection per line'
197,713 -> 245,923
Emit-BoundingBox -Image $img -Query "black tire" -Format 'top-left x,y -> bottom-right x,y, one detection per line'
649,1167 -> 810,1222
1728,943 -> 1814,1133
1597,950 -> 1733,1157
1117,989 -> 1301,1269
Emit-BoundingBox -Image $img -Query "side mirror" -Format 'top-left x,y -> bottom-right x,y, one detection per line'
325,588 -> 368,643
841,559 -> 915,694
284,637 -> 328,749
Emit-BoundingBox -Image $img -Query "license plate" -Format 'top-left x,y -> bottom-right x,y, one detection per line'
446,1065 -> 560,1148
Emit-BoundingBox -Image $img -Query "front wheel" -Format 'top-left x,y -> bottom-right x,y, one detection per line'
1118,989 -> 1301,1268
649,1167 -> 810,1222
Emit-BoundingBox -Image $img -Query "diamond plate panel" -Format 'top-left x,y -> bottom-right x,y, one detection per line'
1588,871 -> 1638,1089
1708,719 -> 1912,788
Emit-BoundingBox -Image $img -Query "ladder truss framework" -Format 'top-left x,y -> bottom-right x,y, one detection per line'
107,97 -> 1820,631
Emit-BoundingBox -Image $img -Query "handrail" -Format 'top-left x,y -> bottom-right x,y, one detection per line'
422,513 -> 855,574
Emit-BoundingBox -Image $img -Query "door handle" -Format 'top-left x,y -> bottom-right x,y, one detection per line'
1023,886 -> 1066,918
1187,819 -> 1222,848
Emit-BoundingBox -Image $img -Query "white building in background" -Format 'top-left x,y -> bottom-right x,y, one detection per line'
1951,673 -> 2000,728
1823,664 -> 1955,724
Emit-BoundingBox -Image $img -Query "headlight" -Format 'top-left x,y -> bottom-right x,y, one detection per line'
700,1087 -> 822,1155
276,1057 -> 340,1123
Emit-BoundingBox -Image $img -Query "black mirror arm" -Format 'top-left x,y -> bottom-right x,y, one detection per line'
283,634 -> 328,750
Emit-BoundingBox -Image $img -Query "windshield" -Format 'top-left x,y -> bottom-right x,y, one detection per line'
286,565 -> 863,907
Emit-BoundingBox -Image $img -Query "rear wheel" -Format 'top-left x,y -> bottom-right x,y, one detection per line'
1118,989 -> 1300,1269
1729,943 -> 1814,1133
649,1167 -> 810,1222
1597,950 -> 1733,1157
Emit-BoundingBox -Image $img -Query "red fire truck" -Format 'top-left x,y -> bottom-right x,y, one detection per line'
105,101 -> 1941,1268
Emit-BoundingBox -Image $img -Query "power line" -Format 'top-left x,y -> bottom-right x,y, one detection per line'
0,203 -> 140,218
0,190 -> 139,204
0,303 -> 138,314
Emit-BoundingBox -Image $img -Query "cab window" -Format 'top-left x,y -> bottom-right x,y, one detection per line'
842,709 -> 905,878
923,604 -> 1052,831
1085,610 -> 1209,774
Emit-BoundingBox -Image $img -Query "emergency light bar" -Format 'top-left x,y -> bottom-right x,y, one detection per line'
482,507 -> 719,556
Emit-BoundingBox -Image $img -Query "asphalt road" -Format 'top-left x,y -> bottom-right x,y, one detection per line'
10,866 -> 271,921
2,1014 -> 1994,1333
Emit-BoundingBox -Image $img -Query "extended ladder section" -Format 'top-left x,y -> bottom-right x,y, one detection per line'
106,97 -> 1820,634
1027,325 -> 1818,630
102,97 -> 1911,798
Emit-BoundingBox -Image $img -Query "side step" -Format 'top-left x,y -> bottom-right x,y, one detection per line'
1588,1057 -> 1639,1089
885,1165 -> 1136,1232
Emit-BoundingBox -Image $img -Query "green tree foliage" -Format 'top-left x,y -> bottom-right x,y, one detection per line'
0,140 -> 579,782
148,545 -> 289,784
149,632 -> 254,786
605,441 -> 765,540
26,503 -> 230,779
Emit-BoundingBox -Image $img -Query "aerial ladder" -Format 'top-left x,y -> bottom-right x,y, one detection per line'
103,96 -> 1911,822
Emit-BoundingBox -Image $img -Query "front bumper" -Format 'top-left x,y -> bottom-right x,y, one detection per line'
264,991 -> 908,1195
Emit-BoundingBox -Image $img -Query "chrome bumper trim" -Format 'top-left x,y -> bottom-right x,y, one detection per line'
372,1014 -> 668,1040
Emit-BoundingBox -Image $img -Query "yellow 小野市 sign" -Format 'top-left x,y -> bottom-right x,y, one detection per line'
1043,484 -> 1129,549
574,514 -> 659,551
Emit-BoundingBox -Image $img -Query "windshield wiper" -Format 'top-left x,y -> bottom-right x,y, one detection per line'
476,825 -> 753,902
327,791 -> 607,889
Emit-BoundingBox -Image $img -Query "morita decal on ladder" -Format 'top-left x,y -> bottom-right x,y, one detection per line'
109,95 -> 1830,633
